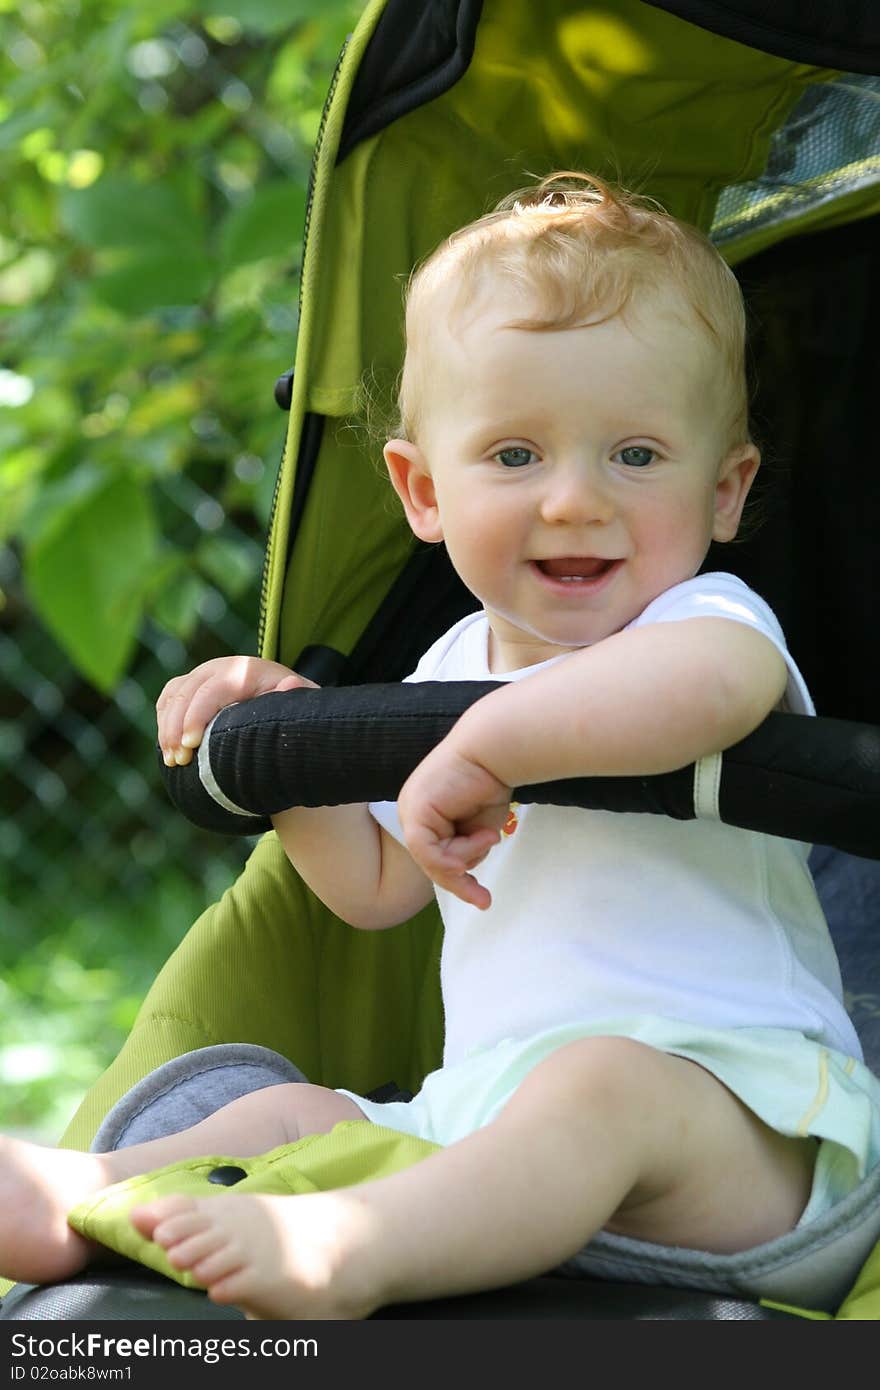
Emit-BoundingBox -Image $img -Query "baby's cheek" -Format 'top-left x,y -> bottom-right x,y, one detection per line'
649,503 -> 713,572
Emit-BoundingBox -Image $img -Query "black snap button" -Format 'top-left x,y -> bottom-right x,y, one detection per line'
274,368 -> 294,410
207,1165 -> 248,1186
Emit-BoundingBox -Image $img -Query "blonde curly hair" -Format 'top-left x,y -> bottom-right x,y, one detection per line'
398,171 -> 749,448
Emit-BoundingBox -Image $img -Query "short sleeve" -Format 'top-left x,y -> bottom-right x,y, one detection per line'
630,572 -> 814,716
369,798 -> 406,844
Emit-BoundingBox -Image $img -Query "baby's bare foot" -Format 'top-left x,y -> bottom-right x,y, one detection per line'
131,1191 -> 381,1320
0,1136 -> 111,1284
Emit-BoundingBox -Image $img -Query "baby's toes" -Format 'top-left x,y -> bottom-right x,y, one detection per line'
204,1268 -> 252,1308
188,1240 -> 247,1288
163,1226 -> 227,1272
130,1195 -> 204,1243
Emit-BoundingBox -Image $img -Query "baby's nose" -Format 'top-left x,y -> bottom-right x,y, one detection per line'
539,462 -> 613,525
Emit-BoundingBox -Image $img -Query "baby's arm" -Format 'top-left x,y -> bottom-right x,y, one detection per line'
398,617 -> 787,903
270,800 -> 435,929
157,657 -> 434,929
462,617 -> 788,785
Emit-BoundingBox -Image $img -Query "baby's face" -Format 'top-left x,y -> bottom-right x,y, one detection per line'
411,281 -> 754,672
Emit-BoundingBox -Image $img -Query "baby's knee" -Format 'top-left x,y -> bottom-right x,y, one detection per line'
271,1082 -> 368,1143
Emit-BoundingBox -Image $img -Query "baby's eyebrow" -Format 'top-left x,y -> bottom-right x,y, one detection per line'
465,423 -> 532,446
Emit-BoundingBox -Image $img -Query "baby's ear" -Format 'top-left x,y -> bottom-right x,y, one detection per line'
383,440 -> 443,542
712,443 -> 760,543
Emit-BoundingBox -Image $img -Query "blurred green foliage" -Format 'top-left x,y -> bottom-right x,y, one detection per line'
1,865 -> 241,1136
0,0 -> 362,690
0,0 -> 364,1135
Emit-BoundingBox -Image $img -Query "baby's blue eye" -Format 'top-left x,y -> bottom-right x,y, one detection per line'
496,447 -> 535,468
617,445 -> 655,468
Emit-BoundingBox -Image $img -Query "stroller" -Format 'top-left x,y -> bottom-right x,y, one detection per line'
3,0 -> 880,1321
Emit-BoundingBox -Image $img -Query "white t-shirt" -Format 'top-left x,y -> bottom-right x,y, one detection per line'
370,573 -> 861,1067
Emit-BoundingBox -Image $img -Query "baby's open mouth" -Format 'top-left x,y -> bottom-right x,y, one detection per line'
534,557 -> 615,582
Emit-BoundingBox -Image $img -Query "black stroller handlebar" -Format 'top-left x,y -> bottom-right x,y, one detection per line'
157,682 -> 880,862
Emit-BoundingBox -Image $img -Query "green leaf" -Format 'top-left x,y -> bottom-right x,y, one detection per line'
18,463 -> 108,547
92,248 -> 213,315
218,180 -> 306,268
59,175 -> 204,254
24,473 -> 159,691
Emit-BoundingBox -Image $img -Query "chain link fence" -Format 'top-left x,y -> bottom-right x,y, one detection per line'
0,464 -> 277,1142
1,469 -> 269,946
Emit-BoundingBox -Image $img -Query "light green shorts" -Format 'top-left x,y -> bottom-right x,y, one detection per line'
341,1018 -> 880,1207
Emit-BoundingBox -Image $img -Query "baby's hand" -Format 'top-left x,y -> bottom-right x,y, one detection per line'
157,656 -> 318,767
397,741 -> 512,910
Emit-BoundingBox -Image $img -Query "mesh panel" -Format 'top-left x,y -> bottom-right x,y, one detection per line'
712,75 -> 880,248
0,472 -> 262,944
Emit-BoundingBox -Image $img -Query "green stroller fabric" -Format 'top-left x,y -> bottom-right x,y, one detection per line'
66,1124 -> 439,1291
40,0 -> 880,1320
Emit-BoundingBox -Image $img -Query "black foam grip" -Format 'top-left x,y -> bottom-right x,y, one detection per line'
157,682 -> 880,860
719,714 -> 880,861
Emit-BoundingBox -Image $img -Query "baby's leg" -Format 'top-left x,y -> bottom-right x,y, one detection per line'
131,1037 -> 816,1318
0,1082 -> 362,1286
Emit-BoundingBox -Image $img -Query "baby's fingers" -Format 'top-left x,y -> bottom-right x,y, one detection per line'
272,673 -> 320,693
156,672 -> 203,765
412,826 -> 500,910
158,661 -> 255,764
158,677 -> 227,765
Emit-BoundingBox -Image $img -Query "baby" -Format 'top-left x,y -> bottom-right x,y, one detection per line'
3,172 -> 879,1319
